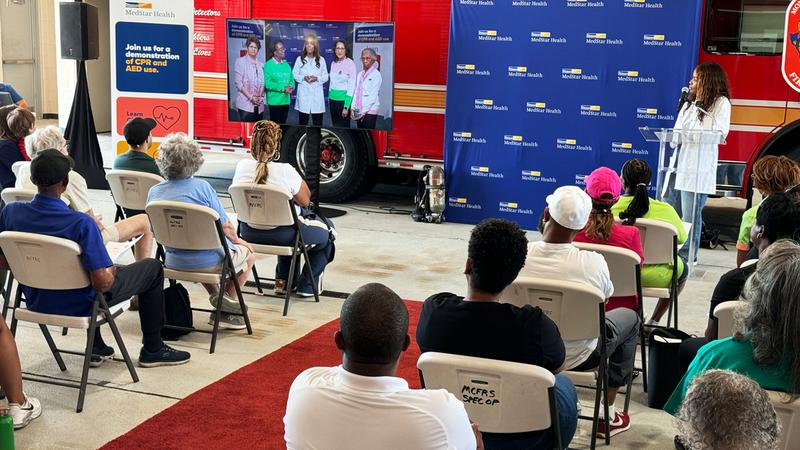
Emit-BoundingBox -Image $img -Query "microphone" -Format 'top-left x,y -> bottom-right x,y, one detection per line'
677,86 -> 689,112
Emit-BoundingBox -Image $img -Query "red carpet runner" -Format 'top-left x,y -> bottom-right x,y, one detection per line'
102,301 -> 423,449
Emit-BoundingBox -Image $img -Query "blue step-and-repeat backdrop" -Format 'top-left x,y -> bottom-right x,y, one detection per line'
444,0 -> 703,229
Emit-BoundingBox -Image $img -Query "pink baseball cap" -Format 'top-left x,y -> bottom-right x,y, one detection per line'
585,166 -> 622,203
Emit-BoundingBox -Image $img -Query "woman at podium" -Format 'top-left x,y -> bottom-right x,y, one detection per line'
664,62 -> 731,263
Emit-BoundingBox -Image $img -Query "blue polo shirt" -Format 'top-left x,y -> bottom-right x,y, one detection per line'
147,177 -> 232,270
0,194 -> 112,316
0,83 -> 22,104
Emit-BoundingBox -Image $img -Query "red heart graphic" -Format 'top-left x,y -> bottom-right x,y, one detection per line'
152,106 -> 181,130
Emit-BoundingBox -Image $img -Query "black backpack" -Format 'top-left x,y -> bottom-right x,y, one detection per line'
161,283 -> 193,340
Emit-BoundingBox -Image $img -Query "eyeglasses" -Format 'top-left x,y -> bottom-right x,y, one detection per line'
335,47 -> 346,51
361,56 -> 373,61
275,47 -> 285,51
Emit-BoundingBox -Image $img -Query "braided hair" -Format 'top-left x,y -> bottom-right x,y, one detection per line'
250,120 -> 282,184
619,158 -> 652,225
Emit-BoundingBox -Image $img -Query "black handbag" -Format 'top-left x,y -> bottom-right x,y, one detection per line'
161,283 -> 193,340
647,328 -> 691,409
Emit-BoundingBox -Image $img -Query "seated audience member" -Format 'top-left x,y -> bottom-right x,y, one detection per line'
735,156 -> 800,267
520,186 -> 639,438
611,158 -> 688,327
417,218 -> 577,449
147,133 -> 255,329
664,239 -> 800,414
701,191 -> 800,339
18,126 -> 154,261
0,313 -> 41,429
113,118 -> 161,217
0,150 -> 190,367
0,106 -> 31,188
232,120 -> 335,296
674,369 -> 779,450
6,107 -> 33,160
574,166 -> 644,312
0,82 -> 28,109
284,283 -> 478,450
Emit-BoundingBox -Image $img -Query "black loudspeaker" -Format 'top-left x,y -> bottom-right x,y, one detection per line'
59,2 -> 99,61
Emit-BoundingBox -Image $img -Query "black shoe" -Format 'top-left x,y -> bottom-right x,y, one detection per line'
90,344 -> 115,368
138,344 -> 191,368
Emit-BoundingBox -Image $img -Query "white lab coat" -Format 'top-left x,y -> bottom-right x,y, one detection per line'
352,68 -> 382,115
292,55 -> 329,114
664,97 -> 731,196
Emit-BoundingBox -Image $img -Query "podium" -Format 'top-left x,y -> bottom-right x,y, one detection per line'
639,127 -> 726,274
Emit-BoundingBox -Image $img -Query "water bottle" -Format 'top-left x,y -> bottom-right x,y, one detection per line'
0,407 -> 13,450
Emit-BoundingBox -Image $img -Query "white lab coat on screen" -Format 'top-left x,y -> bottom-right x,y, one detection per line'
293,55 -> 329,114
664,96 -> 731,196
352,68 -> 382,115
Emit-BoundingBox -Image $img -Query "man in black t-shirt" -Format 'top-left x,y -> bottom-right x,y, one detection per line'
417,219 -> 577,449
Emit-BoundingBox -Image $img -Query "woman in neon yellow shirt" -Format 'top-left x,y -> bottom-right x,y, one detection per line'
611,158 -> 687,327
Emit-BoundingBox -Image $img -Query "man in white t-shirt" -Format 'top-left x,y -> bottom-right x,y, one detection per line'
284,283 -> 479,450
520,185 -> 640,439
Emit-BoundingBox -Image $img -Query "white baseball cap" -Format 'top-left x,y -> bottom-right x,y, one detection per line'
545,185 -> 591,230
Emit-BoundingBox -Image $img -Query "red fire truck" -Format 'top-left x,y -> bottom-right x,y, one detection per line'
193,0 -> 800,202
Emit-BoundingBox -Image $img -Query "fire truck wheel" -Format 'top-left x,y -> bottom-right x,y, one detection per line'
280,126 -> 376,203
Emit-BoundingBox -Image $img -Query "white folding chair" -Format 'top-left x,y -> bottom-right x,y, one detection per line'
0,231 -> 138,413
10,161 -> 28,179
504,277 -> 608,448
769,390 -> 800,450
146,200 -> 252,353
228,183 -> 320,316
712,300 -> 746,340
106,170 -> 164,221
1,187 -> 36,205
417,352 -> 561,449
627,218 -> 681,328
574,242 -> 645,409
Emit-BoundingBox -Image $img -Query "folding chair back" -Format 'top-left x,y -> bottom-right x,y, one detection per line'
0,231 -> 89,289
769,390 -> 800,450
106,170 -> 164,211
574,242 -> 640,297
504,277 -> 605,341
417,352 -> 558,437
10,161 -> 27,178
1,187 -> 36,205
712,300 -> 745,340
228,182 -> 294,228
628,218 -> 677,265
146,200 -> 224,250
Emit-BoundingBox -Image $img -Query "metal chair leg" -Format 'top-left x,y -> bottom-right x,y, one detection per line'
77,302 -> 100,413
231,274 -> 252,335
39,324 -> 67,371
100,297 -> 139,383
209,286 -> 225,354
300,245 -> 320,303
251,263 -> 263,295
283,250 -> 299,316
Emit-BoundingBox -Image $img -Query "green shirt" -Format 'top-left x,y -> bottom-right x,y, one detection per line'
329,88 -> 353,109
611,195 -> 688,288
113,150 -> 160,176
664,337 -> 792,415
737,202 -> 761,251
263,58 -> 294,106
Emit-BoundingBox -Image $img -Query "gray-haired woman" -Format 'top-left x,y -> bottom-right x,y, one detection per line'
146,133 -> 255,329
351,47 -> 382,129
664,238 -> 800,414
675,369 -> 779,450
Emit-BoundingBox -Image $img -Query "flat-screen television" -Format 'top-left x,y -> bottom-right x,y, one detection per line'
226,19 -> 394,131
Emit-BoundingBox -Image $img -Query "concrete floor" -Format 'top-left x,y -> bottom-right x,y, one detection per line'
6,133 -> 743,449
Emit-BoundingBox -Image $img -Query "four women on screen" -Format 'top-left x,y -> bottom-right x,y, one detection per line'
233,35 -> 266,122
236,33 -> 384,128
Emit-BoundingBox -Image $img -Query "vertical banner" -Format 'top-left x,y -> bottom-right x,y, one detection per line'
110,1 -> 194,156
443,0 -> 702,229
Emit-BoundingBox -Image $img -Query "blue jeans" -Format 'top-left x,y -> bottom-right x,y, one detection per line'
239,213 -> 334,292
663,181 -> 708,263
481,374 -> 577,450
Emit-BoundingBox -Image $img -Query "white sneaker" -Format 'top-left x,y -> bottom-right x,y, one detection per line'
207,312 -> 247,330
9,394 -> 42,430
297,272 -> 324,298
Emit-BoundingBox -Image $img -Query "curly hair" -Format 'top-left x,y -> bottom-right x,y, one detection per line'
692,62 -> 730,123
250,120 -> 282,184
468,219 -> 528,294
675,369 -> 779,450
584,199 -> 615,242
619,158 -> 652,225
0,105 -> 15,139
156,133 -> 203,180
752,156 -> 800,196
26,126 -> 67,158
740,239 -> 800,401
245,34 -> 261,51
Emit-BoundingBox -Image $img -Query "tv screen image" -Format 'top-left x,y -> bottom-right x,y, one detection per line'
226,19 -> 394,131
